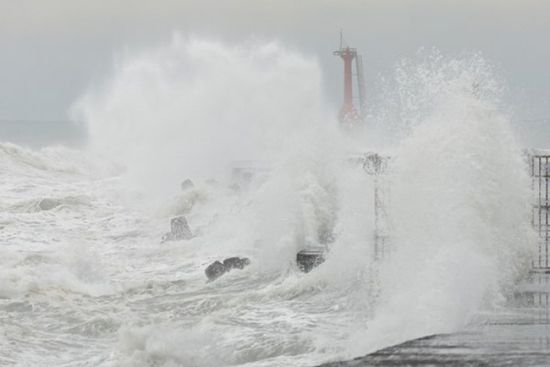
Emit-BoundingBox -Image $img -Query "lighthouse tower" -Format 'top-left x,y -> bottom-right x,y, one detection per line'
333,33 -> 366,126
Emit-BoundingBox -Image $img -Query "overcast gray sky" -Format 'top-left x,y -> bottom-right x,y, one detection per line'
1,0 -> 550,134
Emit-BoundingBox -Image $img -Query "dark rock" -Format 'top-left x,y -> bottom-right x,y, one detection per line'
205,257 -> 251,281
38,198 -> 62,211
223,257 -> 251,269
297,248 -> 325,273
180,179 -> 195,191
171,216 -> 192,238
205,261 -> 228,281
161,216 -> 193,242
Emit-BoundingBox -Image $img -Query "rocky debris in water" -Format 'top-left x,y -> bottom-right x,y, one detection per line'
205,261 -> 227,281
223,257 -> 250,269
180,179 -> 195,191
205,257 -> 251,281
161,216 -> 193,242
297,247 -> 325,273
38,198 -> 62,211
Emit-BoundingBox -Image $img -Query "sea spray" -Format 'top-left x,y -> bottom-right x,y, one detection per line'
347,51 -> 535,357
60,39 -> 537,366
74,35 -> 346,271
73,35 -> 334,200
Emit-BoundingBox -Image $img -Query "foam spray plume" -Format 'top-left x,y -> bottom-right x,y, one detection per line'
74,35 -> 334,198
66,40 -> 536,366
349,51 -> 535,355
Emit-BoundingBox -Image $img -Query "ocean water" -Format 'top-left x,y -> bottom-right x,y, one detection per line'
0,38 -> 536,366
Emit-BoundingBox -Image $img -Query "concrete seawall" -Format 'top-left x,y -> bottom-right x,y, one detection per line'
319,273 -> 550,366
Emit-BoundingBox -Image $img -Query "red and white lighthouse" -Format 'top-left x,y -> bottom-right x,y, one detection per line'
333,33 -> 366,126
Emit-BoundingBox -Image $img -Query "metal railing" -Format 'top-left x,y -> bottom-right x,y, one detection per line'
531,153 -> 550,271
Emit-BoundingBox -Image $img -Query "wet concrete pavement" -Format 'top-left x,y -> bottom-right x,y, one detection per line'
320,273 -> 550,366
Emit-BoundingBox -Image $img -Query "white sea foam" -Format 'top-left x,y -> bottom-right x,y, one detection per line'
0,39 -> 536,366
347,51 -> 535,357
73,35 -> 335,200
